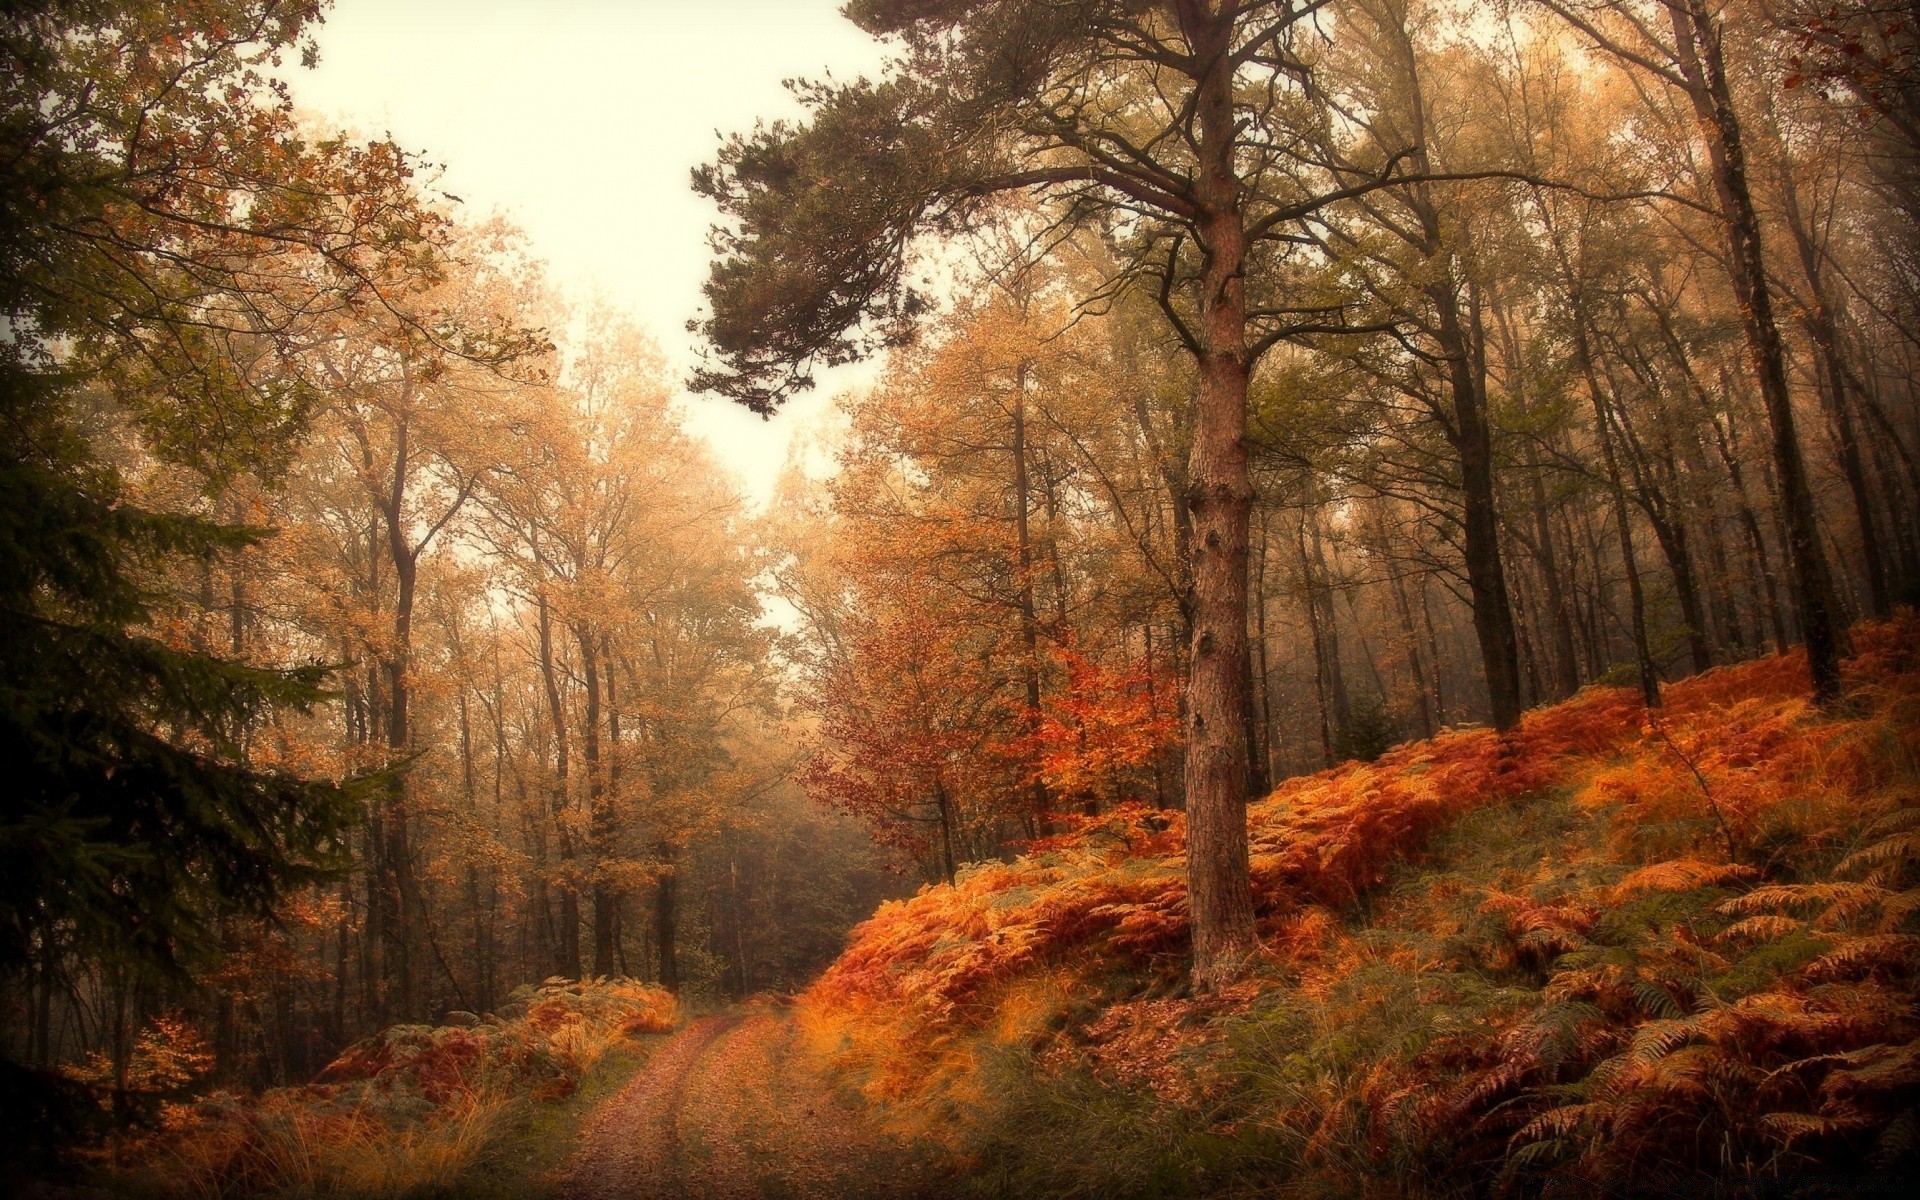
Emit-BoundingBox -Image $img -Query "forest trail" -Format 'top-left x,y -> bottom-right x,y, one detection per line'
560,1008 -> 947,1200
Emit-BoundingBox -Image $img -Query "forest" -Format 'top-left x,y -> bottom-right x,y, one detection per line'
3,0 -> 1918,1197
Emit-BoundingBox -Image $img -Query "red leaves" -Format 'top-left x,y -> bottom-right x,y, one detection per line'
1030,645 -> 1179,809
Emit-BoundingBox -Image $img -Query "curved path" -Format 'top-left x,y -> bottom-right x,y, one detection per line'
560,1009 -> 947,1200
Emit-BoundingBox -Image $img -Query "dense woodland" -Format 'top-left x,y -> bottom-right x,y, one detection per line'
3,0 -> 1919,1193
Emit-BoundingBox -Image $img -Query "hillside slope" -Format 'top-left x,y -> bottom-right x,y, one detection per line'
799,617 -> 1920,1197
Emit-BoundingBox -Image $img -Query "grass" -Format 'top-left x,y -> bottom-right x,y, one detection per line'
440,1037 -> 662,1200
800,617 -> 1920,1197
107,978 -> 679,1199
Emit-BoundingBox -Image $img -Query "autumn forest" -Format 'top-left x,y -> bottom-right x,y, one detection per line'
5,1 -> 1920,1197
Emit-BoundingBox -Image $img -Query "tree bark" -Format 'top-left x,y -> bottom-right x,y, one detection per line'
652,848 -> 678,991
1010,364 -> 1052,827
1778,165 -> 1891,617
578,628 -> 617,979
380,411 -> 419,1020
1182,11 -> 1259,989
1669,0 -> 1842,701
535,585 -> 580,978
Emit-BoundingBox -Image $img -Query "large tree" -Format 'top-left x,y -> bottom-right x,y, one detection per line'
691,0 -> 1446,986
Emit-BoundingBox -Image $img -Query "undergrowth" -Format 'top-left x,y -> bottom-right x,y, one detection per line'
109,977 -> 676,1199
798,615 -> 1920,1197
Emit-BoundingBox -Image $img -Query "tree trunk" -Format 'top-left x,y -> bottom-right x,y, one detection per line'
1010,366 -> 1052,827
1428,278 -> 1523,730
1301,515 -> 1337,768
578,628 -> 617,979
1251,518 -> 1276,788
381,420 -> 418,1020
1711,405 -> 1790,653
652,849 -> 678,992
1183,19 -> 1258,988
1670,0 -> 1842,701
1778,168 -> 1891,617
1593,382 -> 1662,711
535,586 -> 579,978
1528,472 -> 1582,697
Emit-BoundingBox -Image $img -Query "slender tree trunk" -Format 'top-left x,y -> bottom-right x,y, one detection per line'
1252,518 -> 1276,787
932,777 -> 959,886
1572,314 -> 1659,703
381,421 -> 419,1020
1711,406 -> 1790,653
603,634 -> 624,982
1529,472 -> 1582,697
1670,0 -> 1842,701
578,628 -> 618,979
1777,152 -> 1891,617
536,586 -> 579,978
1301,516 -> 1337,768
1418,578 -> 1448,727
652,848 -> 678,991
1385,3 -> 1522,730
1384,532 -> 1437,738
1010,366 -> 1052,827
1546,215 -> 1659,707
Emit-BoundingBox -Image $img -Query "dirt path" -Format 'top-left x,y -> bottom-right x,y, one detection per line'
559,1009 -> 947,1200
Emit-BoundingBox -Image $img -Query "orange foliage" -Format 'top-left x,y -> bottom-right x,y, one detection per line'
801,614 -> 1920,1187
122,978 -> 676,1196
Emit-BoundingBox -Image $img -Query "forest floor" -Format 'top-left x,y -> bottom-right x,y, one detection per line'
557,1004 -> 951,1200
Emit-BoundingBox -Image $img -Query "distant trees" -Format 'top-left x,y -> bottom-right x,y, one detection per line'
706,0 -> 1920,979
5,0 -> 1918,1133
693,0 -> 1478,989
1,0 -> 896,1112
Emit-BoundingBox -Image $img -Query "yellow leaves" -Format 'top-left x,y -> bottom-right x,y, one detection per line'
66,1012 -> 214,1095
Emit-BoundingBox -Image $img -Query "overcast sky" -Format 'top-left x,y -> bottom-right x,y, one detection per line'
291,0 -> 887,504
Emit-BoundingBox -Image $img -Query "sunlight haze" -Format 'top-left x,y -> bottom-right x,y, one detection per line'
291,0 -> 885,505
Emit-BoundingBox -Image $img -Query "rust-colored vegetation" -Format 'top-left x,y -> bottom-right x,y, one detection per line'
111,978 -> 675,1198
798,616 -> 1920,1195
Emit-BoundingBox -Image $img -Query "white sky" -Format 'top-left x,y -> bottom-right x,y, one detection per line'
290,0 -> 887,506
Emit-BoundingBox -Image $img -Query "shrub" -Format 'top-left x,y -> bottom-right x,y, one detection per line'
800,616 -> 1920,1196
120,977 -> 676,1198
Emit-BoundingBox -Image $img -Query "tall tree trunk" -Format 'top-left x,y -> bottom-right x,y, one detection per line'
603,634 -> 624,982
1609,395 -> 1714,675
1385,3 -> 1523,733
1309,510 -> 1354,748
1418,578 -> 1448,727
1010,365 -> 1052,826
578,628 -> 617,979
1710,405 -> 1790,653
1669,0 -> 1842,701
536,585 -> 579,979
1777,168 -> 1891,616
1382,524 -> 1437,738
1301,515 -> 1337,768
932,777 -> 959,886
1570,297 -> 1661,709
1546,213 -> 1660,707
652,847 -> 678,992
1425,276 -> 1524,731
1252,518 -> 1276,788
380,419 -> 418,1020
1529,472 -> 1582,697
1183,17 -> 1258,988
